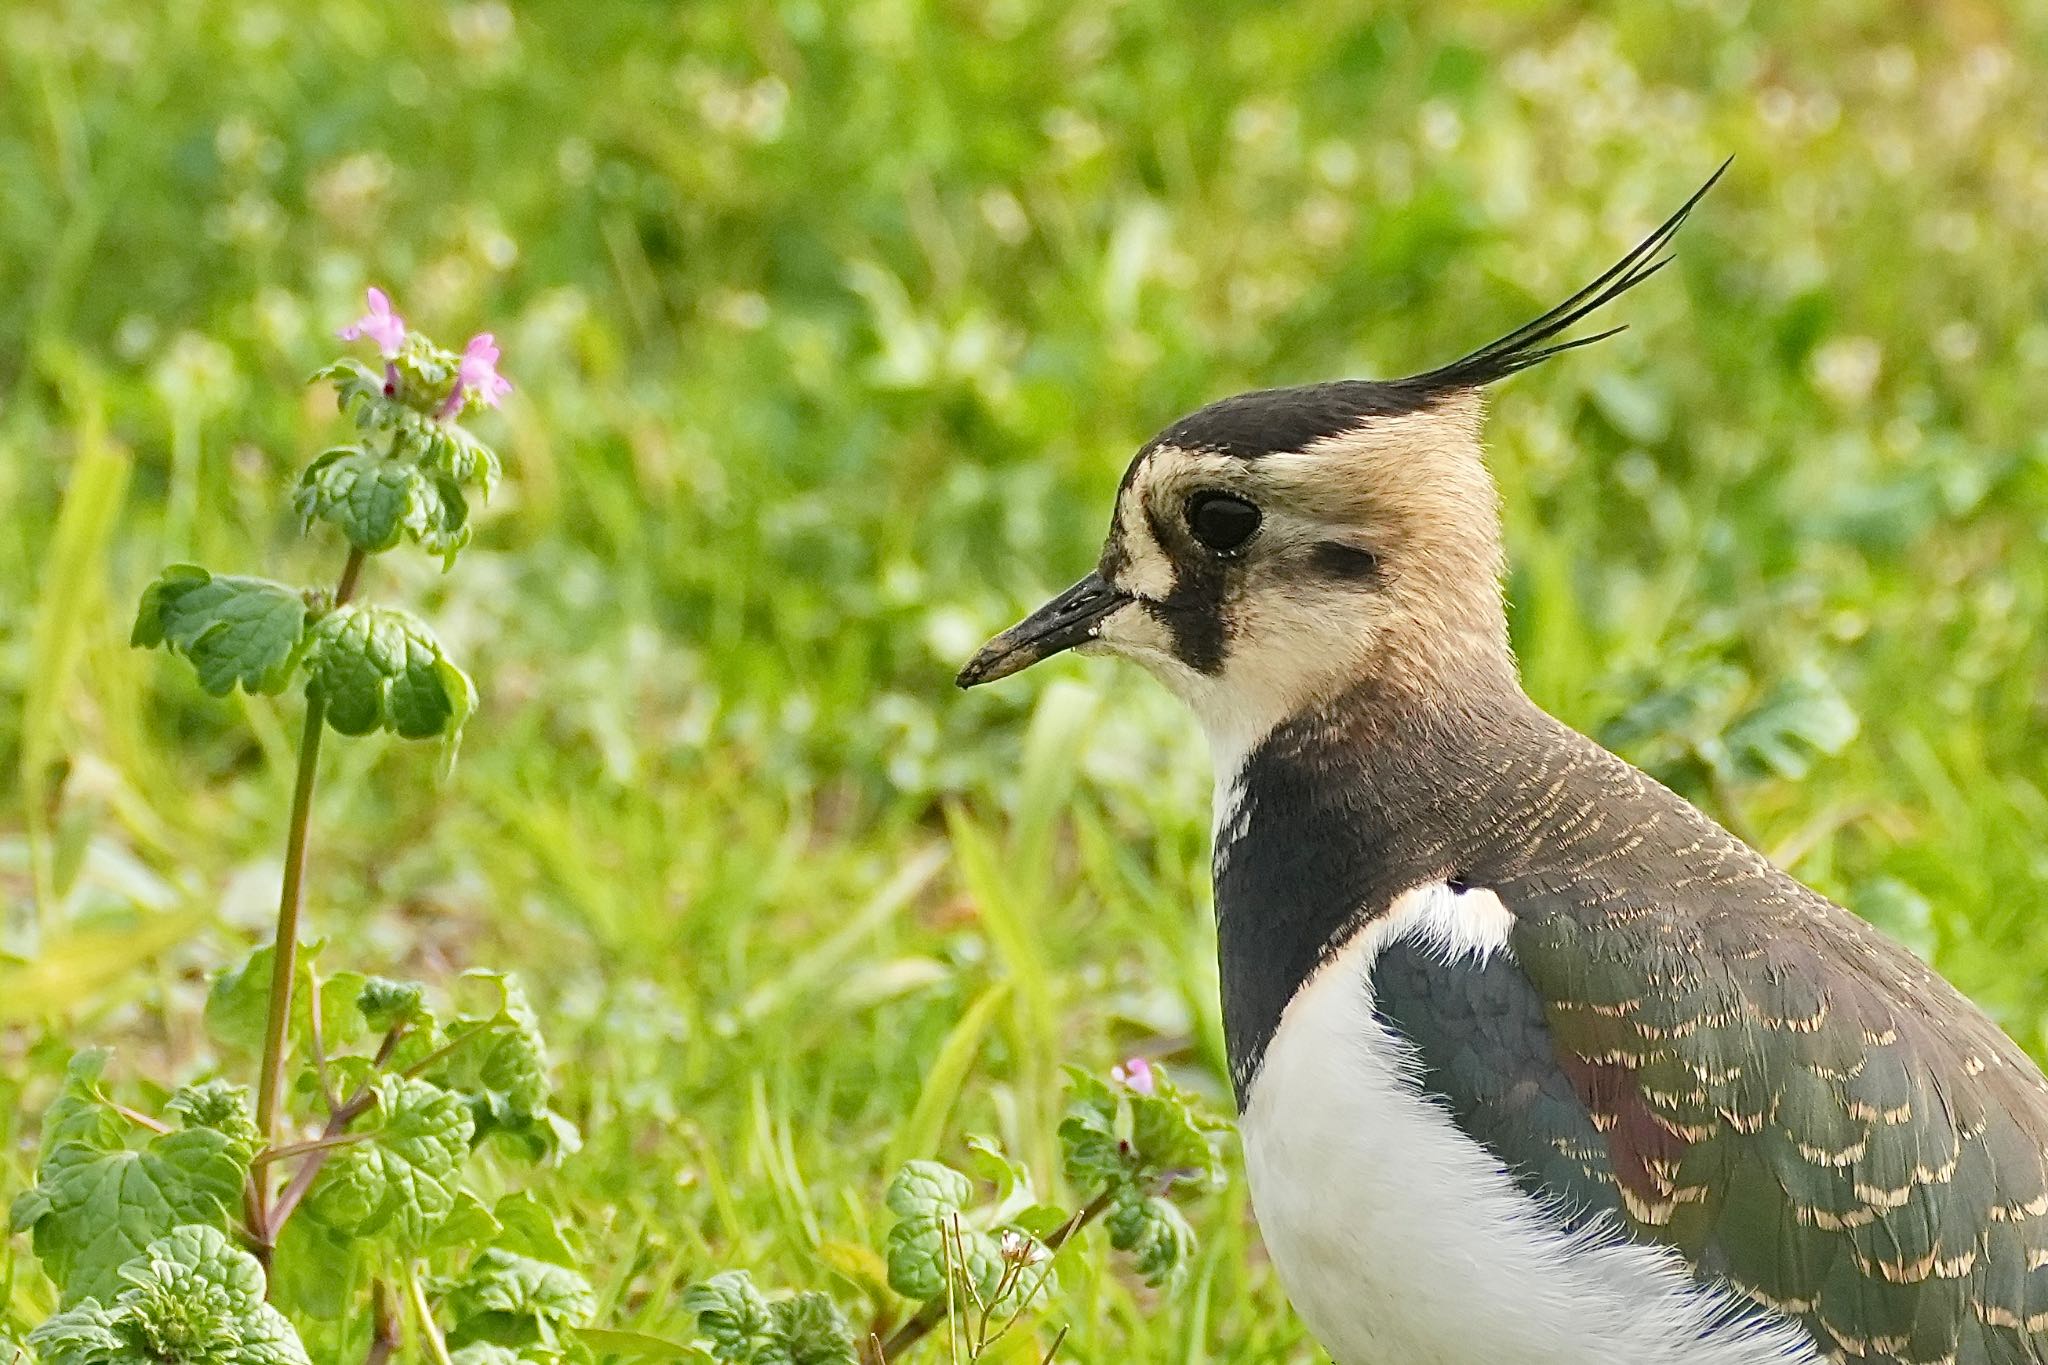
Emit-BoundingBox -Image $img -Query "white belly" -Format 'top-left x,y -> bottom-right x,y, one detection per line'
1239,884 -> 1821,1365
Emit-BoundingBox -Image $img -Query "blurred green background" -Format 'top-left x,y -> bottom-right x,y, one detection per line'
5,0 -> 2048,1358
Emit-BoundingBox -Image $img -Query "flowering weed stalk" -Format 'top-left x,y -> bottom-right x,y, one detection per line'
13,291 -> 592,1365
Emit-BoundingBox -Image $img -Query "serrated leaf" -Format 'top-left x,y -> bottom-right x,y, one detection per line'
453,973 -> 552,1116
574,1327 -> 696,1359
22,1299 -> 124,1365
13,1128 -> 249,1305
205,944 -> 354,1062
204,945 -> 287,1057
883,1160 -> 972,1219
768,1293 -> 857,1365
425,1188 -> 503,1256
490,1190 -> 577,1266
132,565 -> 309,696
884,1213 -> 999,1303
303,1075 -> 474,1250
1057,1064 -> 1222,1197
164,1079 -> 261,1155
267,1210 -> 368,1320
36,1050 -> 125,1159
302,604 -> 476,742
294,449 -> 475,565
294,449 -> 419,552
29,1224 -> 311,1365
683,1271 -> 775,1359
436,973 -> 566,1161
448,1345 -> 525,1365
444,1249 -> 596,1350
358,976 -> 429,1033
1104,1191 -> 1195,1288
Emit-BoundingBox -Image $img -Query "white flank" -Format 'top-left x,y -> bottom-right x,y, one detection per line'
1239,883 -> 1822,1365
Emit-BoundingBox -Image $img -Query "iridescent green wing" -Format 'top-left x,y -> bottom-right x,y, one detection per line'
1512,878 -> 2048,1365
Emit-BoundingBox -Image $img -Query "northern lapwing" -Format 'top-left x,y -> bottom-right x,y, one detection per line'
957,168 -> 2048,1365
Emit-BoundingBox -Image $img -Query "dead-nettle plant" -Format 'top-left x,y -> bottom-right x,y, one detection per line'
684,1060 -> 1228,1365
12,291 -> 593,1365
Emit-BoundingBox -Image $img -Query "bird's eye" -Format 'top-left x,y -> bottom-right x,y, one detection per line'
1186,491 -> 1261,554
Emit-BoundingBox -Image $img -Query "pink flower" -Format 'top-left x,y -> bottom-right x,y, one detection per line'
456,333 -> 511,408
339,287 -> 406,358
1111,1056 -> 1156,1096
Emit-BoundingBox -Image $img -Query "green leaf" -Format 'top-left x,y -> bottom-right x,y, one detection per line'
1104,1191 -> 1196,1288
358,976 -> 430,1033
302,604 -> 476,742
444,1249 -> 596,1351
293,449 -> 418,552
448,1345 -> 526,1365
132,565 -> 309,697
683,1271 -> 775,1359
425,1189 -> 503,1256
434,973 -> 571,1160
452,973 -> 552,1116
22,1299 -> 124,1365
303,1075 -> 474,1250
36,1050 -> 126,1159
883,1160 -> 972,1219
293,449 -> 474,565
767,1293 -> 857,1365
318,350 -> 503,501
884,1213 -> 1000,1304
1057,1065 -> 1223,1197
1056,1071 -> 1127,1193
203,945 -> 285,1057
29,1224 -> 311,1365
1713,667 -> 1860,782
489,1190 -> 577,1266
205,944 -> 354,1062
573,1327 -> 696,1359
164,1079 -> 261,1155
681,1273 -> 855,1365
267,1211 -> 367,1320
12,1127 -> 249,1305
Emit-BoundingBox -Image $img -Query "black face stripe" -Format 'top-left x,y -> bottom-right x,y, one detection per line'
1310,540 -> 1381,582
1140,497 -> 1228,674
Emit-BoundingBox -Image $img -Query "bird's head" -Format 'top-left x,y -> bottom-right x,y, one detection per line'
958,167 -> 1725,765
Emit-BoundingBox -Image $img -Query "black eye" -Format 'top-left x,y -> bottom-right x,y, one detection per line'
1186,491 -> 1261,553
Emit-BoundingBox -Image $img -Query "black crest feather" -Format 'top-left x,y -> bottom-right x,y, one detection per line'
1391,157 -> 1730,397
1150,163 -> 1729,459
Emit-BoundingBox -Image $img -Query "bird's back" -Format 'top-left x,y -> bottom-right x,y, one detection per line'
1219,683 -> 2048,1365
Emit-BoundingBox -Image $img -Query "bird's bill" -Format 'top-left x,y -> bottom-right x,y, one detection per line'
956,571 -> 1130,688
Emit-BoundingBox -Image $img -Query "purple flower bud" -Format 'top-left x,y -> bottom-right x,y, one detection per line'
339,287 -> 407,358
1111,1056 -> 1156,1096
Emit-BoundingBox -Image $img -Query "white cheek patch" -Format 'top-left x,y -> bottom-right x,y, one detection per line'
1112,490 -> 1176,599
1117,526 -> 1176,599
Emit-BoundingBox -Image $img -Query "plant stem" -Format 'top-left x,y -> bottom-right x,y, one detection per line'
265,1079 -> 381,1233
872,1191 -> 1114,1363
253,1130 -> 376,1166
365,1281 -> 402,1365
406,1262 -> 456,1365
250,547 -> 366,1241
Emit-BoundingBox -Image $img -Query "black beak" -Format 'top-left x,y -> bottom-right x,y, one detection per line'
956,572 -> 1131,689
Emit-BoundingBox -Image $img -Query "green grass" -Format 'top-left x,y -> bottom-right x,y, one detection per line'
5,0 -> 2048,1359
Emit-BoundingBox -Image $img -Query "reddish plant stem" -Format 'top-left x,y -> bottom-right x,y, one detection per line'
364,1280 -> 402,1365
249,547 -> 367,1256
